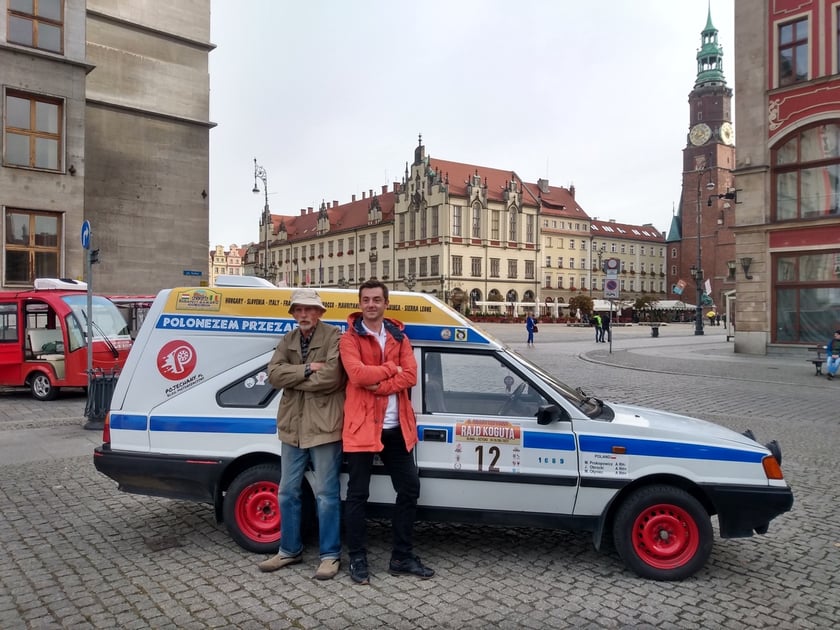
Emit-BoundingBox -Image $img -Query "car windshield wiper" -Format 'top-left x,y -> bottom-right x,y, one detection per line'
81,309 -> 119,358
575,387 -> 604,414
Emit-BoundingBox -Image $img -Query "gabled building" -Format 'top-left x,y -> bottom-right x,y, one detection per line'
733,0 -> 840,353
209,244 -> 247,286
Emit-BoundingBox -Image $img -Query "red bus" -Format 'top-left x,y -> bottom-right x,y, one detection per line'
0,278 -> 132,400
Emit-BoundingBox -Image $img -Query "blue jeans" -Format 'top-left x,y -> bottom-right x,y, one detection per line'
344,427 -> 420,561
828,355 -> 840,375
278,440 -> 342,560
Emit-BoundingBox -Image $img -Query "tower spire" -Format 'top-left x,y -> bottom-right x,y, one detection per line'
694,3 -> 726,88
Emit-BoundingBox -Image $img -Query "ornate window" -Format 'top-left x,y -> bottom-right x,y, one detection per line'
773,251 -> 840,343
778,18 -> 808,87
774,122 -> 840,220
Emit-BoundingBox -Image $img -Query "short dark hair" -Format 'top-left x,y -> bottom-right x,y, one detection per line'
359,279 -> 388,302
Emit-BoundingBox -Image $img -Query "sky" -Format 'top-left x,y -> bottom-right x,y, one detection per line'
208,0 -> 735,248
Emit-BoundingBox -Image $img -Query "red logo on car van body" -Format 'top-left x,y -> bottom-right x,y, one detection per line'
157,340 -> 196,381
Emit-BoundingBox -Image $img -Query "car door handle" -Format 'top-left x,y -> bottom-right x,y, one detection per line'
422,428 -> 447,442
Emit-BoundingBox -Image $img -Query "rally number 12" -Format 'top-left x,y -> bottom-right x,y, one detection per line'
475,445 -> 500,472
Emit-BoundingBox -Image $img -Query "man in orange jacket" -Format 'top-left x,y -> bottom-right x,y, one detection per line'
339,280 -> 434,585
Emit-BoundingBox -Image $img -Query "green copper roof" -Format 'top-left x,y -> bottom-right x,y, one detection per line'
695,4 -> 726,88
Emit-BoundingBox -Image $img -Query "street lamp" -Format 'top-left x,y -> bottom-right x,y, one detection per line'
252,158 -> 270,278
693,169 -> 716,336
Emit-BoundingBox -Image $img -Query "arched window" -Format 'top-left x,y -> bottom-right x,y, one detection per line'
773,122 -> 840,221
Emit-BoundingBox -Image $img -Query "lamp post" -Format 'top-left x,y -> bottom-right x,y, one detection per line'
252,158 -> 270,279
403,273 -> 416,291
693,168 -> 716,336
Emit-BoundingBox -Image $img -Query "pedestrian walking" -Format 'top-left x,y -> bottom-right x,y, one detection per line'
593,313 -> 603,342
600,314 -> 611,343
525,313 -> 537,346
826,330 -> 840,380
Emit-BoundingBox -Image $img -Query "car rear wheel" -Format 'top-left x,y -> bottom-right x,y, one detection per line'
30,372 -> 59,401
222,463 -> 316,553
223,464 -> 283,553
613,485 -> 712,581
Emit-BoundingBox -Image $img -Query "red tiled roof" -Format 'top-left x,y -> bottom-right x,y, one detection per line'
269,191 -> 396,245
521,182 -> 590,219
591,218 -> 664,242
429,158 -> 534,206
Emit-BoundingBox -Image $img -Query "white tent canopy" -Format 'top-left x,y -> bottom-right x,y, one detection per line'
652,300 -> 696,310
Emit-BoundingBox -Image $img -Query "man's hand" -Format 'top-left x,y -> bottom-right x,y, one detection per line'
309,362 -> 325,372
365,383 -> 380,391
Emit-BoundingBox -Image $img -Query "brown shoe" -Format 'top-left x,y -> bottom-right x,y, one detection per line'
313,558 -> 341,580
257,553 -> 302,573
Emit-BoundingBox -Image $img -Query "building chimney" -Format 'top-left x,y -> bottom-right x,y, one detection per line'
393,181 -> 399,192
537,178 -> 549,194
307,206 -> 313,214
352,194 -> 356,202
362,191 -> 366,199
382,184 -> 388,194
369,189 -> 373,198
333,200 -> 338,208
569,184 -> 576,198
300,209 -> 306,216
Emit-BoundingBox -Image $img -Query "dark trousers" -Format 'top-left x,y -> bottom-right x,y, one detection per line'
344,427 -> 420,561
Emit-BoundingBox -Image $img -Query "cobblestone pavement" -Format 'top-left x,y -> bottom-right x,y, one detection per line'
0,323 -> 837,629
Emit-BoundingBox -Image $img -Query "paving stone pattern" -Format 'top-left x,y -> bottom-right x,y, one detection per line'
0,323 -> 837,629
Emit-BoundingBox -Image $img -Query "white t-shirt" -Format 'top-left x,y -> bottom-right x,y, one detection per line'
362,321 -> 400,430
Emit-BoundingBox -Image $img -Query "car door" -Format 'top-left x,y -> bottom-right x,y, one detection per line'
414,348 -> 579,518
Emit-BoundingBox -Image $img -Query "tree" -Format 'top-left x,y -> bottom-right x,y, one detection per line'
633,294 -> 659,322
568,294 -> 594,318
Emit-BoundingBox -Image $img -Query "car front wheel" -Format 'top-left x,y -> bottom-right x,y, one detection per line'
30,371 -> 59,401
613,484 -> 713,581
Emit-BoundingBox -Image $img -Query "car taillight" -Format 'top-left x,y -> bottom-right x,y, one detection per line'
102,412 -> 111,444
762,454 -> 784,480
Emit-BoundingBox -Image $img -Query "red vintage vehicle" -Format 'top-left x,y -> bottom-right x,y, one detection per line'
0,278 -> 132,400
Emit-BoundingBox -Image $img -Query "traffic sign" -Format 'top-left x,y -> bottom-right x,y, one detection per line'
604,278 -> 620,299
81,220 -> 91,250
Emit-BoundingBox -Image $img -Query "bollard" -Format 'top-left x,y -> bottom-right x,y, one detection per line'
651,325 -> 660,338
84,369 -> 120,430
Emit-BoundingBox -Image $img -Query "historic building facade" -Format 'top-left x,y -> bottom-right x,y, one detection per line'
209,244 -> 246,286
0,1 -> 212,293
255,138 -> 666,318
668,8 -> 738,315
733,0 -> 840,353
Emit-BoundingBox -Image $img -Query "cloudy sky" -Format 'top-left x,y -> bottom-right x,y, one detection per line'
208,0 -> 735,248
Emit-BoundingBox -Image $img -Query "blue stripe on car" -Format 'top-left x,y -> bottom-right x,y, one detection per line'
578,434 -> 763,463
523,432 -> 576,451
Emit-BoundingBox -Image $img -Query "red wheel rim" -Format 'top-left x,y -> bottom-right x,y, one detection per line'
631,502 -> 700,570
234,480 -> 281,543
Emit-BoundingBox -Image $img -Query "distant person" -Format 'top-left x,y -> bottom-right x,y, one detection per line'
600,314 -> 611,343
826,330 -> 840,380
592,314 -> 603,342
525,313 -> 537,347
707,311 -> 717,327
258,288 -> 346,580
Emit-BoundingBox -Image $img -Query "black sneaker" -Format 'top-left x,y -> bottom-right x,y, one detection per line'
388,555 -> 435,579
828,373 -> 834,380
349,557 -> 369,585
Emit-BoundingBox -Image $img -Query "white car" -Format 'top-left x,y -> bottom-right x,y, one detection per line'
94,284 -> 793,581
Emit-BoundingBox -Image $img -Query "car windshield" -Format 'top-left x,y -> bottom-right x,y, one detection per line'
507,346 -> 606,419
62,295 -> 130,338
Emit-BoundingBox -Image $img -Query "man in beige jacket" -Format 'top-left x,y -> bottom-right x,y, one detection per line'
258,288 -> 346,580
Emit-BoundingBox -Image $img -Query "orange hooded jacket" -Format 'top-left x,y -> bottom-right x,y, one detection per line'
339,312 -> 418,453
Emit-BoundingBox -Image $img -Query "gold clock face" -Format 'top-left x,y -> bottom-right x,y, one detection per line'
720,122 -> 734,145
689,123 -> 712,146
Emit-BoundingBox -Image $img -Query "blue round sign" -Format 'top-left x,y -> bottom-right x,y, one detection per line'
81,220 -> 91,250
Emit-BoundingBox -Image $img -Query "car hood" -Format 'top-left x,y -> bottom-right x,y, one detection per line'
607,402 -> 761,449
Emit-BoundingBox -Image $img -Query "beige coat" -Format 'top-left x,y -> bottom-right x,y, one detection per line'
267,321 -> 345,448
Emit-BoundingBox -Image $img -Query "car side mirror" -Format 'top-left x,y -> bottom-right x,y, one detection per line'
537,404 -> 569,425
